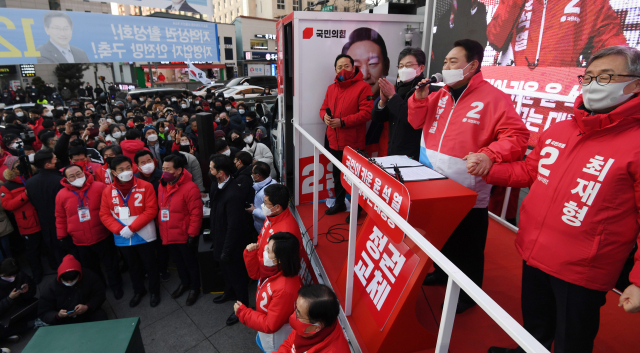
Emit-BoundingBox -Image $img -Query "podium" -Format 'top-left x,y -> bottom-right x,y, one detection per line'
334,148 -> 477,353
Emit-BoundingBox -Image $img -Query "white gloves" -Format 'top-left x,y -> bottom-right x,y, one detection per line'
120,226 -> 134,239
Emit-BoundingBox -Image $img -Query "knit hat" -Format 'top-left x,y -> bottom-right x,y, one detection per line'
3,155 -> 19,170
214,130 -> 225,140
142,125 -> 158,136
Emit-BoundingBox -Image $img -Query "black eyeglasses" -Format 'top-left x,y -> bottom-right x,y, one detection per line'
577,74 -> 640,86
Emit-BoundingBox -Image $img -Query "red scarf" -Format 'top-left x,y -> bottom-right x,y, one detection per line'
291,321 -> 338,353
259,263 -> 280,282
114,178 -> 135,197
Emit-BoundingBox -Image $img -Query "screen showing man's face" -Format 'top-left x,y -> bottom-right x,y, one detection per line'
347,40 -> 385,97
45,17 -> 72,48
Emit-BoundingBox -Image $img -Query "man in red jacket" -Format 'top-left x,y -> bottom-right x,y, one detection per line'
56,165 -> 123,300
320,54 -> 374,216
157,154 -> 203,306
0,156 -> 44,284
119,129 -> 147,174
484,46 -> 640,353
276,284 -> 350,353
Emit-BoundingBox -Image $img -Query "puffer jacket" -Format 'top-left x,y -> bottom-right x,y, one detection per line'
484,95 -> 640,292
243,141 -> 276,179
0,168 -> 40,235
319,68 -> 374,151
55,174 -> 110,246
119,140 -> 147,174
157,171 -> 203,245
275,321 -> 351,353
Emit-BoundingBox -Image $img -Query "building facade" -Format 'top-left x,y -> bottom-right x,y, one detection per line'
233,16 -> 278,77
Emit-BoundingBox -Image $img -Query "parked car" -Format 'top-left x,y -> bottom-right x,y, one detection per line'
192,83 -> 225,97
214,76 -> 277,94
223,85 -> 266,100
127,88 -> 190,101
2,103 -> 54,112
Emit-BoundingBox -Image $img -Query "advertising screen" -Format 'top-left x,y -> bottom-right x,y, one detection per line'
430,0 -> 640,147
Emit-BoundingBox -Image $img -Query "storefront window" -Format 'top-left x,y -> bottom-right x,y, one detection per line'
250,39 -> 268,50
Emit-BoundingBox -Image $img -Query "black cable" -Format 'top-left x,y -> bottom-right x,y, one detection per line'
421,285 -> 451,353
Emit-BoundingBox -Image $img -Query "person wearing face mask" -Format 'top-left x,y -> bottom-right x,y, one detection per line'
99,156 -> 161,308
320,54 -> 374,216
275,284 -> 350,353
27,109 -> 44,150
25,151 -> 65,271
95,145 -> 121,185
208,155 -> 248,326
119,129 -> 147,174
245,162 -> 276,232
245,111 -> 259,130
236,103 -> 248,123
3,117 -> 36,154
372,47 -> 431,161
106,124 -> 123,146
157,154 -> 203,306
38,255 -> 107,326
214,139 -> 239,160
0,258 -> 37,343
184,118 -> 199,152
485,46 -> 640,353
227,129 -> 245,150
235,232 -> 302,352
143,125 -> 167,165
232,151 -> 255,210
408,39 -> 529,314
242,129 -> 276,179
56,165 -> 123,300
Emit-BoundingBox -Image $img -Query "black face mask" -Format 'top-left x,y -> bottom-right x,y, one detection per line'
179,145 -> 191,153
246,119 -> 257,128
136,124 -> 144,131
104,156 -> 114,168
219,118 -> 228,126
58,127 -> 65,133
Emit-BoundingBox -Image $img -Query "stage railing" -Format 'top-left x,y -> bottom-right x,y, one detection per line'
491,89 -> 577,230
294,123 -> 550,353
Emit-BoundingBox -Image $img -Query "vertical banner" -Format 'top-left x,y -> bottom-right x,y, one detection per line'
0,9 -> 219,65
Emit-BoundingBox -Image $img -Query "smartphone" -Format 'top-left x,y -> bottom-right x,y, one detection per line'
66,310 -> 75,314
20,284 -> 27,293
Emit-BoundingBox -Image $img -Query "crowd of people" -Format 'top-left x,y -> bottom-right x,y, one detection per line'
0,83 -> 349,353
0,81 -> 125,108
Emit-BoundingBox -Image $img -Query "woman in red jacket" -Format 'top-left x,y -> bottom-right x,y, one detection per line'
234,232 -> 302,352
276,284 -> 350,353
56,165 -> 123,300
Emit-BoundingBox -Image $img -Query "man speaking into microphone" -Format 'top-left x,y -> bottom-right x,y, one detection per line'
320,54 -> 374,217
408,39 -> 529,313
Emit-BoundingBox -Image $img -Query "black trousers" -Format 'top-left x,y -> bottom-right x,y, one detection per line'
328,147 -> 346,205
155,230 -> 170,273
513,262 -> 607,353
119,241 -> 160,295
41,227 -> 64,269
77,237 -> 123,292
55,307 -> 107,325
23,231 -> 44,280
432,207 -> 489,304
168,243 -> 200,291
220,255 -> 249,304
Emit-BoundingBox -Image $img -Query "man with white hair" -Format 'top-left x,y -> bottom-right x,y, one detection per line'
484,45 -> 640,353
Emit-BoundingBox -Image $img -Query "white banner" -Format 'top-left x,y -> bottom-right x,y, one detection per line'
89,0 -> 213,18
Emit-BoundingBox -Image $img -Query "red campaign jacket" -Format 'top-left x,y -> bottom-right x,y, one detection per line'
484,95 -> 640,292
319,68 -> 374,151
29,118 -> 44,151
0,169 -> 40,235
258,208 -> 316,285
275,323 -> 351,353
237,249 -> 301,334
119,140 -> 147,173
156,171 -> 203,245
93,163 -> 112,185
487,0 -> 626,67
55,174 -> 110,246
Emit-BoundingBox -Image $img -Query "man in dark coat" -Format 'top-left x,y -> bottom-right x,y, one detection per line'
38,255 -> 106,325
0,258 -> 37,340
85,83 -> 94,99
233,151 -> 258,244
26,150 -> 65,269
208,154 -> 247,326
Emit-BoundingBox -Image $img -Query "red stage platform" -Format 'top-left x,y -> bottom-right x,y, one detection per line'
296,202 -> 640,353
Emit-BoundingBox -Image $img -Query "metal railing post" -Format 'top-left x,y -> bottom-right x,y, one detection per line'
345,182 -> 359,316
313,147 -> 320,246
435,278 -> 461,353
500,187 -> 512,220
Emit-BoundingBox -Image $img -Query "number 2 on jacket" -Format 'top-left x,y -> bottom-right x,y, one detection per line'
260,292 -> 268,312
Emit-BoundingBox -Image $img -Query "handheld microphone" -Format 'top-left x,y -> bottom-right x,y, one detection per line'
416,73 -> 443,90
326,108 -> 335,130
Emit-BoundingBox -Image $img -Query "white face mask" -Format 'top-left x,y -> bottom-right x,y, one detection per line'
112,131 -> 122,139
56,107 -> 64,111
261,203 -> 274,217
107,118 -> 114,124
16,112 -> 23,117
238,109 -> 245,114
62,279 -> 78,287
28,154 -> 35,163
225,106 -> 231,111
115,115 -> 122,121
172,98 -> 177,102
398,67 -> 418,82
180,141 -> 190,146
139,163 -> 155,175
244,136 -> 253,144
69,176 -> 86,188
582,79 -> 638,112
44,111 -> 53,117
147,134 -> 158,142
116,170 -> 133,182
442,62 -> 473,86
263,248 -> 277,267
181,104 -> 187,109
10,140 -> 22,149
1,276 -> 15,283
222,149 -> 231,156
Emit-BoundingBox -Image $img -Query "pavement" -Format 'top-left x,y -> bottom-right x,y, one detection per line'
3,261 -> 262,353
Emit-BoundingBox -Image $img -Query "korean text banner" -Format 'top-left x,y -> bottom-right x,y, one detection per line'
88,0 -> 213,19
0,9 -> 219,65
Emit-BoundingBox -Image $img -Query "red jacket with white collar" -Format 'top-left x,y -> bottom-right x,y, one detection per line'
156,170 -> 203,245
484,95 -> 640,291
275,322 -> 351,353
237,248 -> 301,334
0,169 -> 40,234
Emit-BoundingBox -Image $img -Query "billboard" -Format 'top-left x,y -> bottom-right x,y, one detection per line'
0,9 -> 219,65
90,0 -> 213,18
429,0 -> 640,147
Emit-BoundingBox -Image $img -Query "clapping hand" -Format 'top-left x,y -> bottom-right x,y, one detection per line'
463,152 -> 493,177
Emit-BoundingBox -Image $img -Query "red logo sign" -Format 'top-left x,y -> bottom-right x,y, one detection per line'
341,147 -> 410,243
353,219 -> 419,330
302,27 -> 314,39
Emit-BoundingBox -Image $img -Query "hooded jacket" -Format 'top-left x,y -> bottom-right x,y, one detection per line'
157,170 -> 203,245
119,140 -> 147,174
56,174 -> 110,246
487,0 -> 626,67
0,168 -> 40,235
484,95 -> 640,292
0,271 -> 36,316
275,321 -> 351,353
407,72 -> 529,208
38,255 -> 106,325
319,68 -> 374,151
